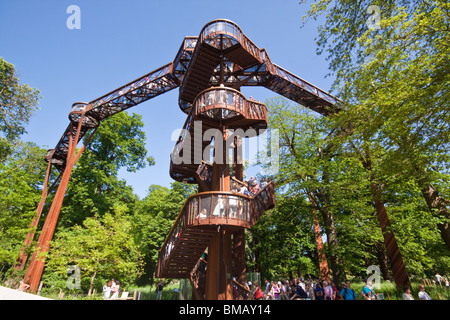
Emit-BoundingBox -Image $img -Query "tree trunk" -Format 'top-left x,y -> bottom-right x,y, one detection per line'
308,193 -> 330,281
315,186 -> 345,287
316,143 -> 345,287
369,181 -> 410,289
374,242 -> 392,281
352,142 -> 410,289
320,207 -> 345,287
419,182 -> 450,250
89,271 -> 97,295
254,237 -> 261,273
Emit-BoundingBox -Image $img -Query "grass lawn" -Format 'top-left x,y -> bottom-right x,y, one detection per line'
349,281 -> 449,300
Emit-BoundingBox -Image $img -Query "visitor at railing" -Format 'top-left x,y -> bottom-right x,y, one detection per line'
197,208 -> 208,219
250,183 -> 261,195
238,182 -> 249,195
260,177 -> 268,188
247,177 -> 258,196
192,194 -> 251,222
229,194 -> 238,218
232,279 -> 252,300
232,176 -> 273,199
212,196 -> 224,217
71,102 -> 87,113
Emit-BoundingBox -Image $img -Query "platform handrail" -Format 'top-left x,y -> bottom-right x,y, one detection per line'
199,19 -> 262,64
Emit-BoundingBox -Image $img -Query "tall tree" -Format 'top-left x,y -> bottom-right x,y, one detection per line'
300,0 -> 450,250
46,203 -> 143,293
261,97 -> 345,284
0,142 -> 47,273
261,95 -> 447,285
0,58 -> 41,160
59,111 -> 154,227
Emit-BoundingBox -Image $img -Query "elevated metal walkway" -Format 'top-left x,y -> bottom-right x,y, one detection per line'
46,19 -> 338,175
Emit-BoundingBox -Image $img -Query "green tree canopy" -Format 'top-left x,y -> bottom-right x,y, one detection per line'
59,111 -> 154,227
132,182 -> 197,284
0,141 -> 47,272
258,96 -> 448,282
46,203 -> 144,293
300,0 -> 450,252
0,58 -> 41,160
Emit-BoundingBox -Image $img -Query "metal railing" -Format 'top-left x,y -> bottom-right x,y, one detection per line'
232,280 -> 252,300
88,63 -> 175,112
69,102 -> 99,128
269,62 -> 339,105
192,87 -> 267,122
158,182 -> 275,275
199,19 -> 261,63
50,63 -> 180,172
193,87 -> 246,118
170,86 -> 268,182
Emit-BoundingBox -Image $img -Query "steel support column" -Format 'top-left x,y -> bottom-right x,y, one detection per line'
232,136 -> 246,285
205,227 -> 233,300
232,230 -> 246,285
14,159 -> 53,272
23,117 -> 96,293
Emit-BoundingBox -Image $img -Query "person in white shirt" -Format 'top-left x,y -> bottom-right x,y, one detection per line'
239,184 -> 248,195
418,284 -> 431,300
212,197 -> 224,217
260,177 -> 268,188
402,287 -> 414,300
435,273 -> 443,286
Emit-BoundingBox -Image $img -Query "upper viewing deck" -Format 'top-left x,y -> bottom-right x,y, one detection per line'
169,85 -> 268,185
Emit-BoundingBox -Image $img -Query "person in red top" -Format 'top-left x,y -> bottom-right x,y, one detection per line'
252,281 -> 264,300
330,281 -> 338,300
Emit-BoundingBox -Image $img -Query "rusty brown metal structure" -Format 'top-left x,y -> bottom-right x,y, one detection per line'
21,19 -> 414,298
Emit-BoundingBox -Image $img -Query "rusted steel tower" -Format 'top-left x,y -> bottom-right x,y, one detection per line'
154,20 -> 337,299
18,19 -> 379,297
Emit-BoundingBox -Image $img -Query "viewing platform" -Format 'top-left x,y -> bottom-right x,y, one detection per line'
156,181 -> 275,279
169,86 -> 268,185
45,19 -> 338,175
179,19 -> 264,113
193,87 -> 267,130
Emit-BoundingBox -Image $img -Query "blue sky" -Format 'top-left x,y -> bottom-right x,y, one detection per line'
0,0 -> 334,199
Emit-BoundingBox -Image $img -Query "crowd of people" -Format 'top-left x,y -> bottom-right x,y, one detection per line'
102,279 -> 120,299
245,278 -> 345,301
242,277 -> 438,300
233,176 -> 270,197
